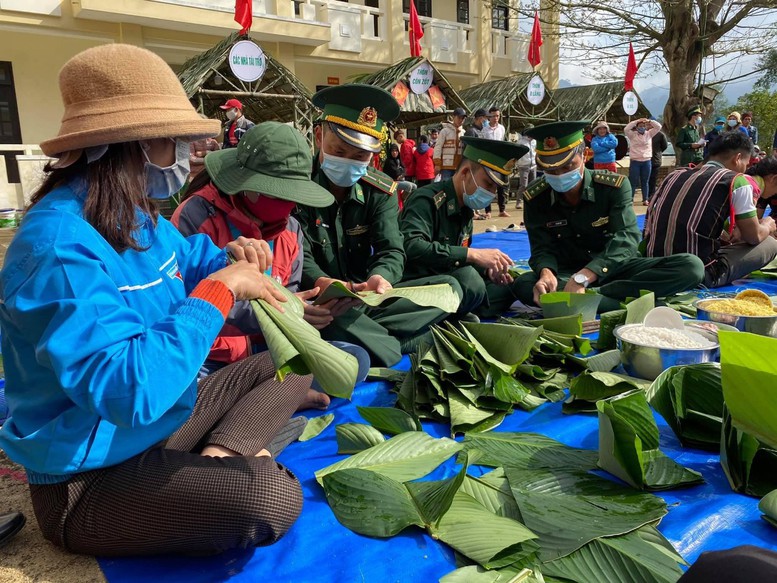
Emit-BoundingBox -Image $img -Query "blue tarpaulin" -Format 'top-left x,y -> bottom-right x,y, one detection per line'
99,220 -> 777,582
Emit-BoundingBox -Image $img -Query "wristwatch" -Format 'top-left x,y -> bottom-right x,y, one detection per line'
572,273 -> 590,288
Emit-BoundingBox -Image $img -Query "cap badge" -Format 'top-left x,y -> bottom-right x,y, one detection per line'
357,107 -> 378,128
543,136 -> 559,150
504,158 -> 517,172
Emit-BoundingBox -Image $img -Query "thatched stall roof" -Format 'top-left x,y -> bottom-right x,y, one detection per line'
355,57 -> 469,128
459,73 -> 558,133
554,81 -> 652,128
177,33 -> 315,139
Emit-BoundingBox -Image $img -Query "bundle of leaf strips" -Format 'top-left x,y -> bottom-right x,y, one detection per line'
316,428 -> 687,582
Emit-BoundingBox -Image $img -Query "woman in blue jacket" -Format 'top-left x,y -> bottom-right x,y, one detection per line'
0,44 -> 315,556
590,120 -> 619,173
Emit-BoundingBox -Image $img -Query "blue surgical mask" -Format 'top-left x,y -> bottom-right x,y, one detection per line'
695,117 -> 703,126
483,119 -> 490,128
142,138 -> 190,200
321,147 -> 370,188
727,119 -> 738,127
462,171 -> 495,209
715,124 -> 724,131
637,127 -> 646,134
545,167 -> 582,193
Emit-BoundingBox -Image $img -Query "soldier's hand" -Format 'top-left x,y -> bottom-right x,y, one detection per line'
467,248 -> 514,274
487,268 -> 514,286
354,274 -> 392,294
761,216 -> 777,236
532,269 -> 558,305
226,237 -> 273,273
296,288 -> 334,329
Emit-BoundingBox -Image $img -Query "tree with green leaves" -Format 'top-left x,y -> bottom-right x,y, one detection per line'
490,0 -> 777,138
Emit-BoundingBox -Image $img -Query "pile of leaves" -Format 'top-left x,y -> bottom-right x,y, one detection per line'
388,316 -> 625,435
316,423 -> 689,582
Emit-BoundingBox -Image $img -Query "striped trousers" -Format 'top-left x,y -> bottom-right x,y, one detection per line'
29,352 -> 311,556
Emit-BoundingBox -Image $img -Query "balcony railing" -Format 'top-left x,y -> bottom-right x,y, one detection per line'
402,16 -> 474,64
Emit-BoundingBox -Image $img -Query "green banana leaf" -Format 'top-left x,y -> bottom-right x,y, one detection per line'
720,406 -> 777,497
565,349 -> 622,372
249,277 -> 358,399
461,432 -> 598,472
663,290 -> 702,317
430,492 -> 539,570
335,423 -> 385,454
645,363 -> 723,451
313,281 -> 461,313
315,431 -> 461,485
406,454 -> 471,527
759,489 -> 777,528
366,367 -> 408,383
597,309 -> 627,351
542,525 -> 685,583
440,565 -> 546,583
504,465 -> 668,560
597,390 -> 704,490
298,413 -> 334,442
459,470 -> 522,521
461,322 -> 542,373
720,331 -> 777,450
357,406 -> 422,435
563,371 -> 651,414
523,314 -> 583,336
624,292 -> 655,325
539,291 -> 603,321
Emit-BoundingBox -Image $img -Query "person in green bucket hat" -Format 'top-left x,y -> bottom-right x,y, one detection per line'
512,120 -> 705,312
294,84 -> 467,366
399,136 -> 532,318
174,121 -> 371,409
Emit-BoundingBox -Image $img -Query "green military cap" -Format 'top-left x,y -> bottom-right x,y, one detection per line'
523,121 -> 589,169
313,83 -> 400,153
686,105 -> 703,119
461,137 -> 529,187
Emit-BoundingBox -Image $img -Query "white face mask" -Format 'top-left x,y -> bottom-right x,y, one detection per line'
141,138 -> 190,200
226,109 -> 238,121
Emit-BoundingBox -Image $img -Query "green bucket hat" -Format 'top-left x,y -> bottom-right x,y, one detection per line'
204,122 -> 333,207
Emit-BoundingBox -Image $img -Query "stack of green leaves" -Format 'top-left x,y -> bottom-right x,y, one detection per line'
597,390 -> 704,490
563,370 -> 651,414
645,363 -> 724,451
596,291 -> 656,351
247,276 -> 358,398
719,331 -> 777,496
317,424 -> 687,582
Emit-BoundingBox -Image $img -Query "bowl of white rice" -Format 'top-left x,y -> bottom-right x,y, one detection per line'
613,322 -> 724,381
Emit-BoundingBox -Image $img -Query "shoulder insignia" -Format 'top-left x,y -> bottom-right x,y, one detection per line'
433,190 -> 447,209
523,176 -> 550,202
362,166 -> 398,195
592,171 -> 626,189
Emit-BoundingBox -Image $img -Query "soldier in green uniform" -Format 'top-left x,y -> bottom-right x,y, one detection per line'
294,84 -> 464,366
400,137 -> 530,318
514,121 -> 705,312
676,106 -> 705,167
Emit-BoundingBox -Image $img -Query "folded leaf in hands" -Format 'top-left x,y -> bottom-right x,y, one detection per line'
539,291 -> 602,321
646,363 -> 723,450
313,281 -> 460,313
597,390 -> 704,490
249,276 -> 358,399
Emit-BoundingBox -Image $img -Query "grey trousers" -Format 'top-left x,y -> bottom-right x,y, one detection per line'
29,353 -> 311,557
704,238 -> 777,288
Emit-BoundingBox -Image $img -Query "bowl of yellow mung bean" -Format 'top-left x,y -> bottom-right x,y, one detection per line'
695,290 -> 777,338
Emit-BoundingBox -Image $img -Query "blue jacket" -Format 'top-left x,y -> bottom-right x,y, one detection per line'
591,134 -> 618,164
0,180 -> 229,484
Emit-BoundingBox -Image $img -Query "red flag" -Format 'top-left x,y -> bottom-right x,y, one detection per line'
409,0 -> 424,57
528,11 -> 543,68
235,0 -> 252,35
624,42 -> 638,91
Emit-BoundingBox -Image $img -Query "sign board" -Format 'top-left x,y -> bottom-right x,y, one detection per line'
623,91 -> 639,116
228,40 -> 266,83
526,75 -> 545,106
409,62 -> 434,95
327,76 -> 340,85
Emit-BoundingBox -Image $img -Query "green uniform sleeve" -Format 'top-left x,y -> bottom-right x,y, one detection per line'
294,206 -> 330,289
366,192 -> 406,284
525,199 -> 560,276
585,183 -> 640,278
676,126 -> 694,151
400,193 -> 469,273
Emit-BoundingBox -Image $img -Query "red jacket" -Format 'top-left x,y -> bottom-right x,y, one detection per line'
172,183 -> 302,364
413,145 -> 436,180
399,139 -> 416,178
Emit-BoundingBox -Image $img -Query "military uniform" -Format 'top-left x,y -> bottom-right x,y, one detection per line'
295,84 -> 464,367
676,106 -> 704,167
516,120 -> 705,312
400,137 -> 530,318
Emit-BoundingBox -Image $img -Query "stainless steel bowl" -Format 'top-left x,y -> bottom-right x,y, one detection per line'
613,322 -> 722,381
695,298 -> 777,338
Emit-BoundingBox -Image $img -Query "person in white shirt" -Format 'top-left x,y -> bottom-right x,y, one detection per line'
515,123 -> 537,210
483,107 -> 509,217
